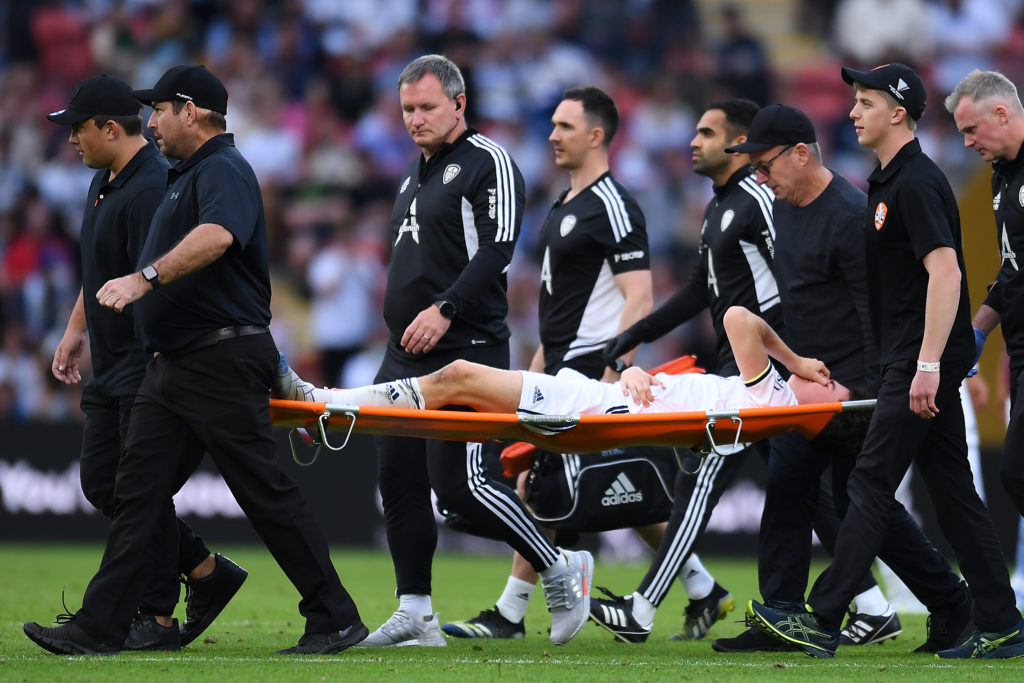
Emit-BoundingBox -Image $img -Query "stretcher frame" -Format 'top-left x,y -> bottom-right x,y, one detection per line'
269,397 -> 876,467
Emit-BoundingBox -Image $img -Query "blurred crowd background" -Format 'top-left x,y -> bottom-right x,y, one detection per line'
2,0 -> 1024,423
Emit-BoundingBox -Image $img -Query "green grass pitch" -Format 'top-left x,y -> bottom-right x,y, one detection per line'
1,544 -> 1019,680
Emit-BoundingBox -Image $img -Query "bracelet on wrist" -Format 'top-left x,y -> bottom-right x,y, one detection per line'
917,360 -> 940,373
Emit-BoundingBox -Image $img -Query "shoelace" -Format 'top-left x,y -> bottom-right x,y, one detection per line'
544,573 -> 580,608
594,585 -> 627,603
54,589 -> 76,625
380,611 -> 416,638
473,608 -> 506,623
179,574 -> 200,617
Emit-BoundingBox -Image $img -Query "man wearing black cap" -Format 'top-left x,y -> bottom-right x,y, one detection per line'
44,73 -> 247,652
748,64 -> 1024,659
24,65 -> 366,656
718,103 -> 973,653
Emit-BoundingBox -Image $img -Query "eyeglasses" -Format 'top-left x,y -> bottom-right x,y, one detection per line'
753,145 -> 793,176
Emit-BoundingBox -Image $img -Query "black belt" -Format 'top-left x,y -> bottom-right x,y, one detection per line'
168,325 -> 269,357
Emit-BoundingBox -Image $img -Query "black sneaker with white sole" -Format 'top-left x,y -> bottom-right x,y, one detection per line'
588,587 -> 651,643
839,610 -> 901,645
442,607 -> 525,639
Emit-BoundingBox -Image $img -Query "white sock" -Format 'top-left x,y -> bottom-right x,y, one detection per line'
680,554 -> 714,600
398,593 -> 432,619
631,592 -> 656,630
495,576 -> 535,623
275,352 -> 427,409
851,585 -> 890,617
324,377 -> 425,409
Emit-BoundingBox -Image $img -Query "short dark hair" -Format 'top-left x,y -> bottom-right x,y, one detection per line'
705,98 -> 760,140
88,114 -> 142,136
398,54 -> 465,99
562,86 -> 619,146
811,385 -> 875,458
170,99 -> 227,132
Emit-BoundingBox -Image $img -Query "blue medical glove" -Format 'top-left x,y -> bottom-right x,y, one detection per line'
967,327 -> 987,378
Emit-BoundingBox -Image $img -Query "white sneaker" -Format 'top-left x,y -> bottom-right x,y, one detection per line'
356,610 -> 447,648
542,548 -> 593,645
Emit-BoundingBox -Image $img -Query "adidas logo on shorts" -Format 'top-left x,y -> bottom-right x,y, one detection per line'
601,472 -> 643,506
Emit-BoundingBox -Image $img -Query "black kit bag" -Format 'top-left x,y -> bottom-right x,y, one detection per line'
523,445 -> 678,532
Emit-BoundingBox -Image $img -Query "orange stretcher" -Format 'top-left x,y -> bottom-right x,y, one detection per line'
268,353 -> 874,468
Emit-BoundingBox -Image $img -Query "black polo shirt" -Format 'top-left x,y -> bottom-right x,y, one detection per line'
864,138 -> 974,366
774,172 -> 877,388
134,134 -> 271,353
80,140 -> 169,396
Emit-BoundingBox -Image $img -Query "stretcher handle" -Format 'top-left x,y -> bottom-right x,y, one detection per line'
674,415 -> 744,476
288,407 -> 358,466
704,415 -> 744,456
317,408 -> 357,452
288,427 -> 323,467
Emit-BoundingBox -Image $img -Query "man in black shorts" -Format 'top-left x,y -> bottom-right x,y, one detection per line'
46,74 -> 246,651
749,62 -> 1024,660
24,64 -> 366,656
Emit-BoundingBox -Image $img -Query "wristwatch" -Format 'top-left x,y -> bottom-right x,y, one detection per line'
434,299 -> 456,319
141,264 -> 160,289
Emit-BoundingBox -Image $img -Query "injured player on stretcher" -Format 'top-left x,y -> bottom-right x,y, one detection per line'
273,306 -> 852,417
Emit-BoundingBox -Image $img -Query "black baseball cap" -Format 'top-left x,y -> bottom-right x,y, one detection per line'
131,65 -> 228,115
725,104 -> 817,154
46,74 -> 141,126
841,63 -> 926,120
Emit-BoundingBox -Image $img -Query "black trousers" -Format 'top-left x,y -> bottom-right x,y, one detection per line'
637,430 -> 876,608
1000,362 -> 1024,518
808,360 -> 1019,631
374,343 -> 561,597
80,383 -> 210,615
761,429 -> 962,610
75,334 -> 361,645
759,431 -> 874,606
